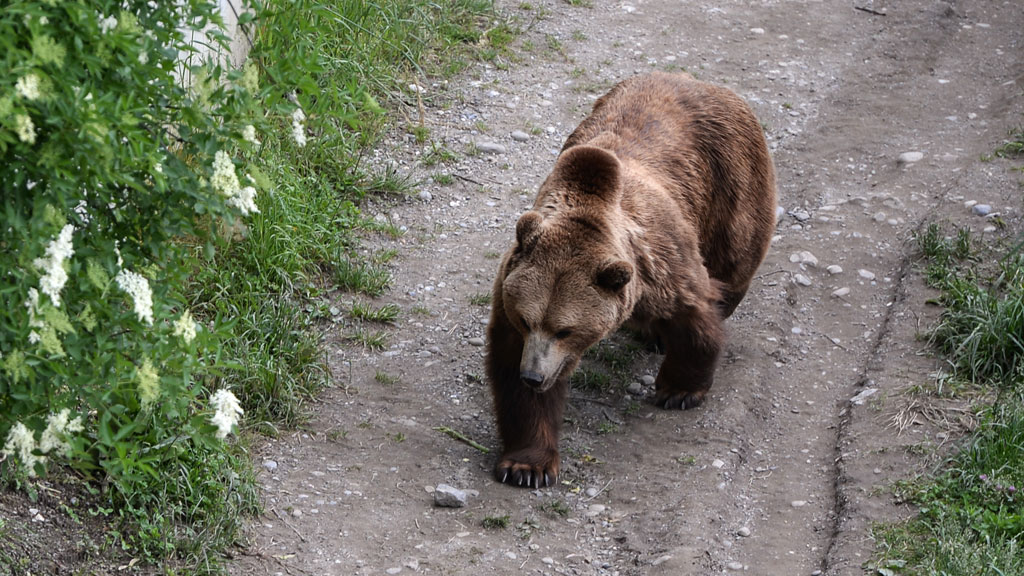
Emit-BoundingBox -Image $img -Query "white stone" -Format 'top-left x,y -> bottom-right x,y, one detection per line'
832,287 -> 851,298
826,265 -> 843,275
737,526 -> 751,537
434,484 -> 468,507
898,151 -> 924,164
794,274 -> 811,287
858,269 -> 876,280
712,459 -> 725,469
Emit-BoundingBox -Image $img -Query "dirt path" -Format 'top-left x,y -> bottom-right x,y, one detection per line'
230,1 -> 1023,575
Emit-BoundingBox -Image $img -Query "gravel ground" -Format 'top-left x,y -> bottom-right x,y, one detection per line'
227,1 -> 1024,575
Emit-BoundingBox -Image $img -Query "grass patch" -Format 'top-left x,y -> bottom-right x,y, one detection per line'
913,224 -> 1024,384
375,371 -> 400,385
346,328 -> 389,351
469,292 -> 492,306
482,514 -> 511,529
571,366 -> 613,392
872,224 -> 1024,574
432,173 -> 455,185
995,124 -> 1024,158
350,302 -> 400,323
539,499 -> 570,517
335,258 -> 392,297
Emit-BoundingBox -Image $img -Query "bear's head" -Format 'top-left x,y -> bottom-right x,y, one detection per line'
500,145 -> 635,393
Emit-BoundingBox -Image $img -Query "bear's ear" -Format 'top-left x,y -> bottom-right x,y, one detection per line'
554,145 -> 622,203
595,260 -> 633,292
515,211 -> 543,252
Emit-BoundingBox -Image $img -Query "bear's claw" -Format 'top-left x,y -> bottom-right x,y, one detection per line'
495,449 -> 559,489
655,389 -> 708,410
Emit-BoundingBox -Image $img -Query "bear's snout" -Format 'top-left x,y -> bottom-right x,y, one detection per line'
520,370 -> 545,389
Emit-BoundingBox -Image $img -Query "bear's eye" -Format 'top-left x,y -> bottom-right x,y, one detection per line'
554,329 -> 572,340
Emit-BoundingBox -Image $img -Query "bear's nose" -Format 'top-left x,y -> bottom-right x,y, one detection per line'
520,370 -> 545,388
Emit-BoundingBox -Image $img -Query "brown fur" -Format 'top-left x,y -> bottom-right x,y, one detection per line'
485,72 -> 776,488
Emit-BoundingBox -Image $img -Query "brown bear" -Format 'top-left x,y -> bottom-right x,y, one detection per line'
485,71 -> 776,488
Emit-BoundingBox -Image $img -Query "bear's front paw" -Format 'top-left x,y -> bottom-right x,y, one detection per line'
654,388 -> 707,410
495,448 -> 559,489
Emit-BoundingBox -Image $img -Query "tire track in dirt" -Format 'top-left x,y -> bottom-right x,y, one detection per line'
230,2 -> 1023,575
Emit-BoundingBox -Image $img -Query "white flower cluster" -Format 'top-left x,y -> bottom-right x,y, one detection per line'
98,14 -> 118,34
115,268 -> 154,325
242,124 -> 259,145
211,150 -> 259,216
34,224 -> 75,307
16,74 -> 40,100
15,114 -> 36,144
209,389 -> 243,440
2,409 -> 84,477
173,310 -> 197,344
291,108 -> 307,147
39,409 -> 84,457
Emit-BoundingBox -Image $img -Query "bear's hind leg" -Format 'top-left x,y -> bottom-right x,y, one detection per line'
652,303 -> 724,409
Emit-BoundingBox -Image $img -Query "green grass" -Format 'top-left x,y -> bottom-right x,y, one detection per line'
335,258 -> 392,297
539,499 -> 570,517
469,292 -> 492,306
346,328 -> 389,351
375,370 -> 399,385
482,514 -> 511,529
913,224 -> 1024,385
872,225 -> 1024,575
350,302 -> 400,323
995,125 -> 1024,158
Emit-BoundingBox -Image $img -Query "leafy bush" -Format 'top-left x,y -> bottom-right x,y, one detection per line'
0,0 -> 293,564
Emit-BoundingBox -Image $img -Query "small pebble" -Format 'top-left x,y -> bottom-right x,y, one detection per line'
627,381 -> 643,395
798,251 -> 818,267
510,130 -> 530,142
434,484 -> 468,508
858,269 -> 876,280
749,27 -> 765,34
641,374 -> 655,386
585,487 -> 599,498
794,274 -> 811,287
791,500 -> 807,508
727,561 -> 744,571
737,526 -> 751,537
791,209 -> 811,222
417,190 -> 433,202
983,225 -> 996,233
652,555 -> 673,566
291,509 -> 302,518
826,265 -> 843,275
972,203 -> 992,216
964,200 -> 978,208
898,151 -> 924,164
586,504 -> 606,517
832,287 -> 851,298
874,468 -> 882,474
542,557 -> 554,565
775,206 -> 786,222
712,459 -> 725,469
475,142 -> 507,154
468,337 -> 485,347
386,569 -> 402,576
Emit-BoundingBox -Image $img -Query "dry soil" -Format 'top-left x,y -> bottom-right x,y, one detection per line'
230,1 -> 1024,575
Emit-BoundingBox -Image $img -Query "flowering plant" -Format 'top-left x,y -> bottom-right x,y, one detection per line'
0,0 -> 305,559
